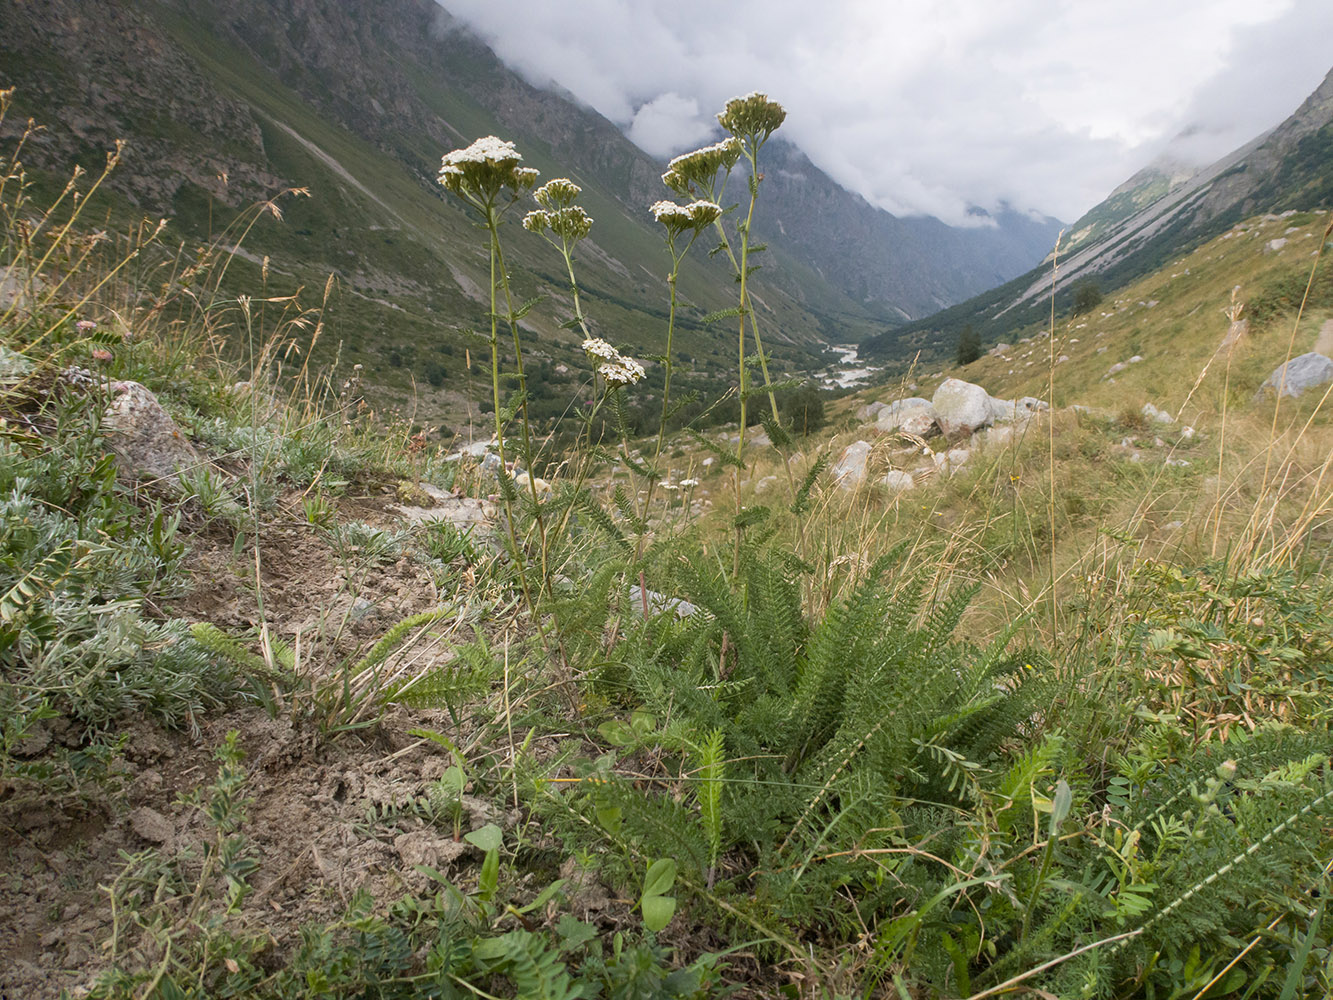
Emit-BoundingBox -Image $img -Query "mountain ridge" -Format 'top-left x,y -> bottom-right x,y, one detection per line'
862,64 -> 1333,361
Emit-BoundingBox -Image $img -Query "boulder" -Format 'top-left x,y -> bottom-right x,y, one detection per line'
1142,402 -> 1175,425
932,448 -> 971,474
857,401 -> 887,421
1258,352 -> 1333,398
875,397 -> 936,436
932,378 -> 993,437
832,440 -> 872,490
0,264 -> 47,312
882,469 -> 915,492
514,471 -> 551,495
100,379 -> 201,484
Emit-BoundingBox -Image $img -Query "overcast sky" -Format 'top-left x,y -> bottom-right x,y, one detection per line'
435,0 -> 1333,226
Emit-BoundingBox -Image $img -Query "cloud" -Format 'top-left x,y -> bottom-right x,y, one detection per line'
626,93 -> 715,158
436,0 -> 1331,224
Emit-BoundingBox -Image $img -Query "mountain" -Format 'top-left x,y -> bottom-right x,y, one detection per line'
0,0 -> 1057,424
752,141 -> 1062,320
864,65 -> 1333,361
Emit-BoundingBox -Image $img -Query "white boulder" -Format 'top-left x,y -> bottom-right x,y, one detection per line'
932,379 -> 993,437
882,470 -> 915,492
832,440 -> 873,491
876,397 -> 937,437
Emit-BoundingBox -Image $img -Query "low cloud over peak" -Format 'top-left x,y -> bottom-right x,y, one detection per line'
437,0 -> 1333,226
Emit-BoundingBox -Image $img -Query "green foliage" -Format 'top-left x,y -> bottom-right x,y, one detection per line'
955,323 -> 982,365
0,416 -> 241,736
1246,258 -> 1333,326
1072,279 -> 1104,315
90,732 -> 721,1000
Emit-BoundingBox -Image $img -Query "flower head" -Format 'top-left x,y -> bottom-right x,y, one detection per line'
661,137 -> 742,196
548,206 -> 593,242
533,178 -> 582,210
582,338 -> 619,361
597,358 -> 645,385
523,209 -> 549,234
526,179 -> 593,243
76,319 -> 98,333
650,199 -> 722,237
582,338 -> 645,386
437,136 -> 537,202
717,92 -> 786,144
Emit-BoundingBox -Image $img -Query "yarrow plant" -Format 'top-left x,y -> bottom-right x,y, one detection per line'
657,94 -> 793,564
661,138 -> 742,199
437,136 -> 538,204
582,338 -> 645,387
436,136 -> 549,594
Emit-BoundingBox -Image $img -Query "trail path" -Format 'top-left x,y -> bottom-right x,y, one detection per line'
1314,318 -> 1333,356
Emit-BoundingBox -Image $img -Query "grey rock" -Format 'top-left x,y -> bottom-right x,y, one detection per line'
932,378 -> 993,436
932,448 -> 971,474
393,492 -> 496,535
480,452 -> 504,477
1258,352 -> 1333,398
0,264 -> 47,312
1142,402 -> 1175,424
881,469 -> 915,491
832,440 -> 873,490
395,830 -> 468,869
100,380 -> 201,483
129,806 -> 174,845
875,397 -> 935,435
628,585 -> 697,619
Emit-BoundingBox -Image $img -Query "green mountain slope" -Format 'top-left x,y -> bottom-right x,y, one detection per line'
0,0 -> 1058,428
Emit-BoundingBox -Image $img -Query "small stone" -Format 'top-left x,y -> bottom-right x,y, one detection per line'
394,830 -> 467,869
129,807 -> 174,844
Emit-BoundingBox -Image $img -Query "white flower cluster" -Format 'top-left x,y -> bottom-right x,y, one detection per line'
437,136 -> 537,200
582,338 -> 619,361
661,137 -> 742,195
524,205 -> 593,242
650,199 -> 722,235
582,338 -> 645,386
598,359 -> 646,385
533,178 -> 582,210
679,478 -> 700,488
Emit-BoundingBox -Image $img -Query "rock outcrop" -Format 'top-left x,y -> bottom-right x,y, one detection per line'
1258,353 -> 1333,398
97,379 -> 201,484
